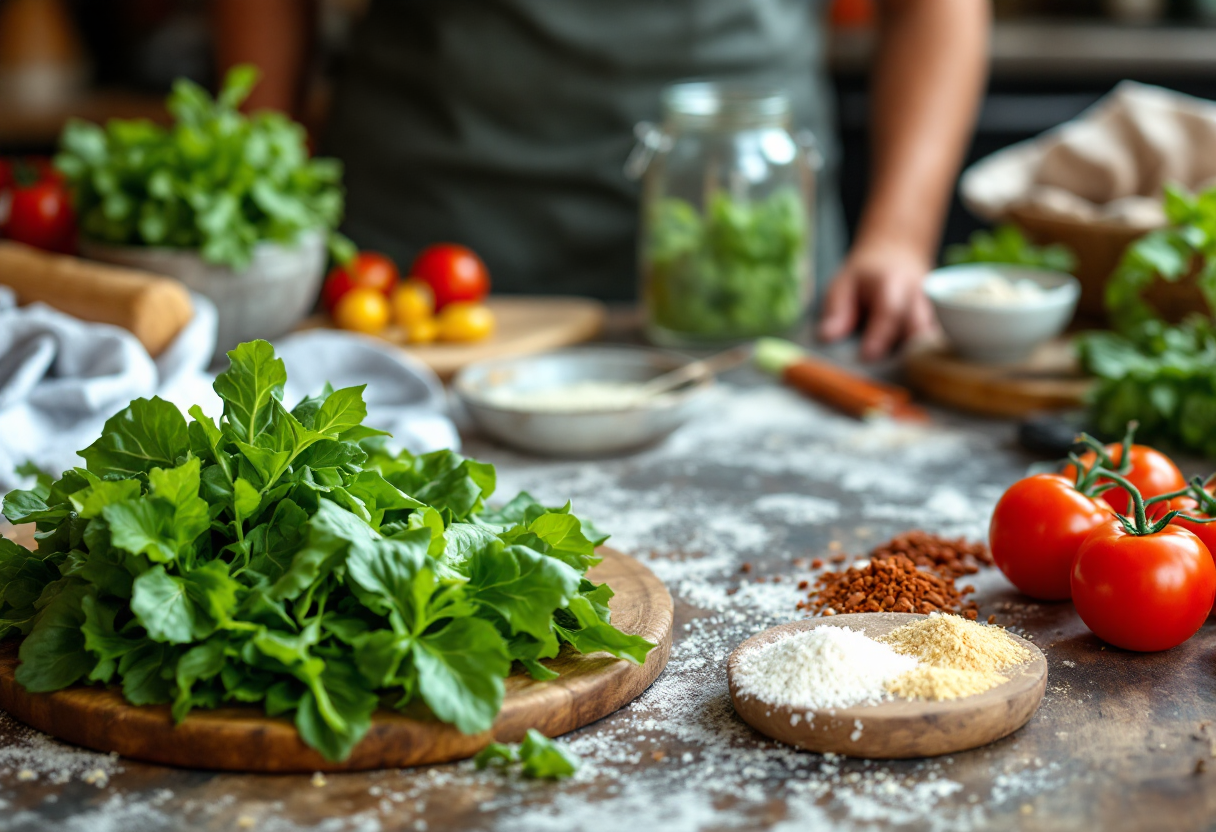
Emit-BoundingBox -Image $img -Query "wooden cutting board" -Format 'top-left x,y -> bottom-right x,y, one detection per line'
296,296 -> 606,380
728,613 -> 1047,759
0,529 -> 672,773
904,337 -> 1093,418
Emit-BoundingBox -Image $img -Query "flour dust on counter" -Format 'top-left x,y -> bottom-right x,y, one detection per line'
0,383 -> 1064,832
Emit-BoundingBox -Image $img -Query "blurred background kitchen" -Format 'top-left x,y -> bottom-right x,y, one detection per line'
3,0 -> 1216,253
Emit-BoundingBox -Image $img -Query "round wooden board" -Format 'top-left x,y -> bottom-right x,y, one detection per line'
0,544 -> 672,773
727,613 -> 1047,759
296,296 -> 606,380
904,337 -> 1093,418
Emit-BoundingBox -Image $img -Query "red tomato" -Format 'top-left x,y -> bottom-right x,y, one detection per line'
322,251 -> 401,312
4,177 -> 75,253
989,474 -> 1112,600
1064,443 -> 1186,515
409,244 -> 490,310
1071,520 -> 1216,651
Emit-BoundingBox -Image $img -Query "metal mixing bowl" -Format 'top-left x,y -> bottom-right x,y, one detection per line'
453,346 -> 711,456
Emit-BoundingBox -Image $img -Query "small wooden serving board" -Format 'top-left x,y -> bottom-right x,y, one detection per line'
297,296 -> 606,380
904,337 -> 1093,418
728,613 -> 1046,759
0,537 -> 672,773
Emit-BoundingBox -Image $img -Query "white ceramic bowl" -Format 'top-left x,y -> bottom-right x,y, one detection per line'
81,231 -> 327,362
923,264 -> 1081,364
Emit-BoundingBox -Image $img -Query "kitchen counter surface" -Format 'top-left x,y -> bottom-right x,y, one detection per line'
0,346 -> 1213,832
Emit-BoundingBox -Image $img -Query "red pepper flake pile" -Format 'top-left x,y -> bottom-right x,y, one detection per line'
797,554 -> 980,619
868,530 -> 993,579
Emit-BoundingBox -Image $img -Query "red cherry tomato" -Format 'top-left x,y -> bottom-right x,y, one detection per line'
4,177 -> 75,253
321,251 -> 401,312
1063,443 -> 1186,515
1071,520 -> 1216,651
409,243 -> 490,310
989,473 -> 1112,601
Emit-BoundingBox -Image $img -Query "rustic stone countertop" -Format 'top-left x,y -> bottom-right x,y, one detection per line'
0,351 -> 1213,832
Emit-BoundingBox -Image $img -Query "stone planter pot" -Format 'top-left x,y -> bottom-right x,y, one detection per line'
80,231 -> 327,362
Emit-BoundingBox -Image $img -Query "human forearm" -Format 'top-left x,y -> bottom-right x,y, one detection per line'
855,0 -> 991,258
213,0 -> 313,114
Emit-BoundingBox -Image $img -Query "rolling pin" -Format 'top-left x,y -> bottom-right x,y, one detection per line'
0,241 -> 194,356
755,337 -> 928,420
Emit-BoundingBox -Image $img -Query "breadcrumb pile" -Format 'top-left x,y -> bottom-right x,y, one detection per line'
879,614 -> 1031,701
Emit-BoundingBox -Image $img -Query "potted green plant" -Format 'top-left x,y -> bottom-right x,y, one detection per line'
55,65 -> 352,360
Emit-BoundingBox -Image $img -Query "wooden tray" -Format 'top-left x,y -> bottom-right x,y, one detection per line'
297,296 -> 606,380
904,337 -> 1093,418
0,540 -> 672,773
728,613 -> 1047,759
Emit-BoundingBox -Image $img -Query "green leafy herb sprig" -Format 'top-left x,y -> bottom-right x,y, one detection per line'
1076,186 -> 1216,456
0,340 -> 654,762
944,224 -> 1076,274
55,65 -> 354,268
474,729 -> 579,780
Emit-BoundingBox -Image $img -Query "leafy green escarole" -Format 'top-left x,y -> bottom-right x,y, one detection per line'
0,340 -> 654,762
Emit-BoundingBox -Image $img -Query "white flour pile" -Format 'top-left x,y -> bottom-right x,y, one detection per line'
733,626 -> 918,710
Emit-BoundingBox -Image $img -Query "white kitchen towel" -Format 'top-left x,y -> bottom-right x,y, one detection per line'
961,81 -> 1216,229
0,289 -> 457,491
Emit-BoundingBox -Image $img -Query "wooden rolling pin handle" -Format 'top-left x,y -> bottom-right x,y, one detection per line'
0,241 -> 193,356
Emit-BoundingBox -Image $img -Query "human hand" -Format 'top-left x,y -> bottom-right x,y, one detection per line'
817,240 -> 937,361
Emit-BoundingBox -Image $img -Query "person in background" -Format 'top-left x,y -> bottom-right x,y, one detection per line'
215,0 -> 989,360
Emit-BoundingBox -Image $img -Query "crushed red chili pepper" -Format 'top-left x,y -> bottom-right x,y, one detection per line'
868,530 -> 993,579
796,554 -> 979,617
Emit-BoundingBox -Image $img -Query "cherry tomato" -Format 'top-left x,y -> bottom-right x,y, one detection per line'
407,317 -> 439,345
1064,443 -> 1185,515
4,177 -> 75,253
322,252 -> 400,312
436,301 -> 495,342
989,473 -> 1112,600
1071,520 -> 1215,651
410,244 -> 490,309
391,279 -> 435,328
333,287 -> 390,334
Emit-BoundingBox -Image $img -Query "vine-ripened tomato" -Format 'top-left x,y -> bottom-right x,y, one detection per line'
1064,443 -> 1186,514
4,176 -> 75,253
322,252 -> 400,312
989,473 -> 1113,600
409,244 -> 489,310
333,287 -> 390,334
1071,520 -> 1216,651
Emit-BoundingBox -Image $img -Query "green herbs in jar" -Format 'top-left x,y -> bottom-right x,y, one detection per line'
643,188 -> 811,343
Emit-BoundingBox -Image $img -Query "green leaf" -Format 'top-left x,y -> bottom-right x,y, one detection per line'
15,581 -> 95,692
294,659 -> 378,762
412,617 -> 509,734
519,729 -> 579,779
555,594 -> 655,665
213,341 -> 287,443
79,397 -> 189,477
465,543 -> 581,642
130,563 -> 237,644
311,386 -> 368,436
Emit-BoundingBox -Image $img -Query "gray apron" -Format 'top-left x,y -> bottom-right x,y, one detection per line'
324,0 -> 844,300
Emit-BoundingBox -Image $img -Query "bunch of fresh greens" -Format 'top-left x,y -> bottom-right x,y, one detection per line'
474,728 -> 579,779
55,65 -> 353,268
0,340 -> 653,762
644,188 -> 810,339
1076,186 -> 1216,455
943,224 -> 1076,273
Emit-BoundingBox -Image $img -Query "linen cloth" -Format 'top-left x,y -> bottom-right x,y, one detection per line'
961,81 -> 1216,230
0,287 -> 457,490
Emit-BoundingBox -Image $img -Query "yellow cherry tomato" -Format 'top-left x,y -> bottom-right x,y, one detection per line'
407,317 -> 439,345
391,279 -> 435,327
436,301 -> 495,343
333,287 -> 390,335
